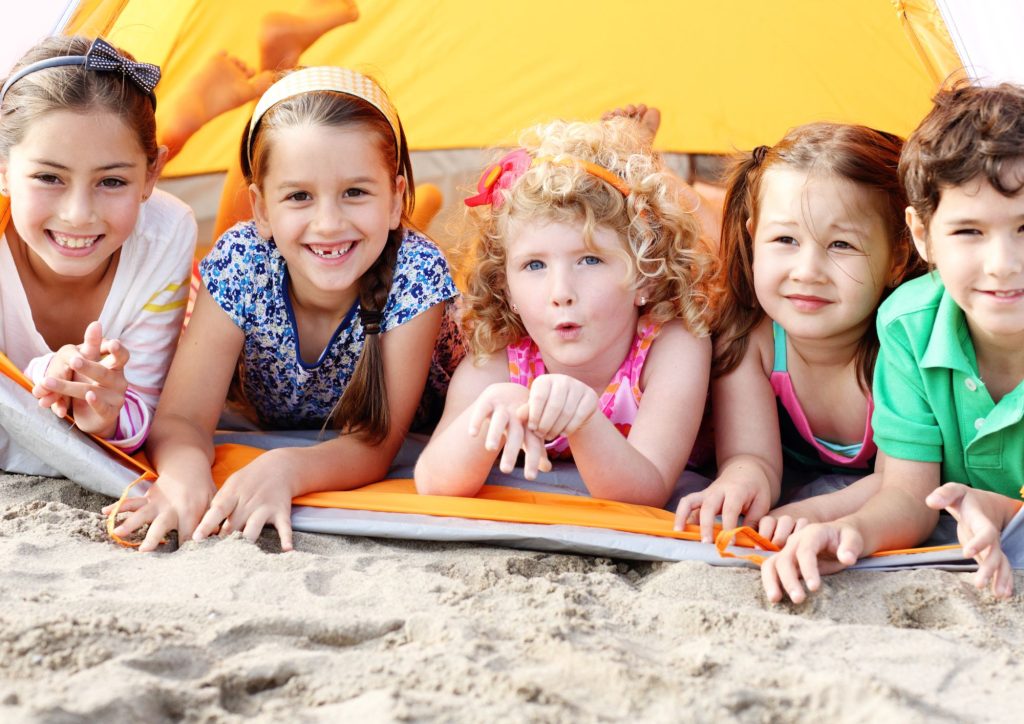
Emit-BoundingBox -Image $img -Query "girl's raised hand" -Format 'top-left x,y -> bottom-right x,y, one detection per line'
526,374 -> 599,443
468,383 -> 551,480
192,448 -> 298,551
33,321 -> 131,437
673,467 -> 773,543
760,522 -> 863,604
926,483 -> 1016,599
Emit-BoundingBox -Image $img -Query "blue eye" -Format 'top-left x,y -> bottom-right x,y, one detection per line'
581,255 -> 601,265
525,260 -> 545,271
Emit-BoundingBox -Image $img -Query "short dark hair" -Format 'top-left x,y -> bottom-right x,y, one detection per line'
900,83 -> 1024,228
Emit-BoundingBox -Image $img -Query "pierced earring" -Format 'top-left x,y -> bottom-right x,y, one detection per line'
639,296 -> 647,306
511,303 -> 519,314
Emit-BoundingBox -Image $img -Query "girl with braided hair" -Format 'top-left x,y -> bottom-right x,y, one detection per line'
120,67 -> 461,552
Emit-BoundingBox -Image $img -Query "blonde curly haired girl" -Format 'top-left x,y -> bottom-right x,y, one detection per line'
416,117 -> 713,507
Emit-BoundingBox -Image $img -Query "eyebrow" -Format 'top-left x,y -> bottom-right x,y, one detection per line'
278,176 -> 381,187
31,159 -> 138,172
945,213 -> 1024,224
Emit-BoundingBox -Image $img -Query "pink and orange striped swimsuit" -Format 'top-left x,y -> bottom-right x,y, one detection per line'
507,322 -> 660,459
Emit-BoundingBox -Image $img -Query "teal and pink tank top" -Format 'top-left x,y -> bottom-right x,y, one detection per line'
507,322 -> 659,459
770,322 -> 875,470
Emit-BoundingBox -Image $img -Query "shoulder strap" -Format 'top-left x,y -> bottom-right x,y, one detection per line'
771,320 -> 787,373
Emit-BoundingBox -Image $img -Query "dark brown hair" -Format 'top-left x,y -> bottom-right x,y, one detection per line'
0,36 -> 158,163
714,122 -> 925,389
900,83 -> 1024,229
243,88 -> 415,443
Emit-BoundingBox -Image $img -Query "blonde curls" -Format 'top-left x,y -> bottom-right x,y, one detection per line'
455,117 -> 713,361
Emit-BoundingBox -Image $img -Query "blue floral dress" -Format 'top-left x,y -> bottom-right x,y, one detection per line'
200,222 -> 463,429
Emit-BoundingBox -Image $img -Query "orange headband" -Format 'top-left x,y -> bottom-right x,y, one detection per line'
465,149 -> 631,207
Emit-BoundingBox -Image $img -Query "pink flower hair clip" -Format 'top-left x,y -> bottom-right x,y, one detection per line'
464,148 -> 533,208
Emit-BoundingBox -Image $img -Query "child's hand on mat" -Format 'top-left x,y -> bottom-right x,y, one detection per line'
106,474 -> 216,552
193,448 -> 298,551
674,470 -> 772,543
32,321 -> 130,438
760,522 -> 863,604
758,507 -> 812,548
525,374 -> 598,442
468,383 -> 551,479
927,483 -> 1019,599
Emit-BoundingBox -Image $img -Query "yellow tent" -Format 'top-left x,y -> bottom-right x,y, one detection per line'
60,0 -> 962,178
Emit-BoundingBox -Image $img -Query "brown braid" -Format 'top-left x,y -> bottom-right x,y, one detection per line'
329,226 -> 403,441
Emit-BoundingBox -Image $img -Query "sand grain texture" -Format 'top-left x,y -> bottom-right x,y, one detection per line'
0,472 -> 1021,723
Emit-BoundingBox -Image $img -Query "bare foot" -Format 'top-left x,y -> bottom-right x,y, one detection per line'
158,52 -> 274,161
602,103 -> 662,145
259,0 -> 360,72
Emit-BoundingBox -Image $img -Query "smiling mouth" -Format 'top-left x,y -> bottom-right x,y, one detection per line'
308,241 -> 355,259
786,294 -> 832,309
49,231 -> 101,249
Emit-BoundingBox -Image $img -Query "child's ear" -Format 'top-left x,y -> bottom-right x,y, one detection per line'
390,175 -> 407,230
745,216 -> 754,238
906,206 -> 930,264
249,183 -> 273,238
0,160 -> 8,196
143,146 -> 169,200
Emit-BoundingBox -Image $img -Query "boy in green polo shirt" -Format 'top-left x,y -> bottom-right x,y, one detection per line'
761,84 -> 1024,603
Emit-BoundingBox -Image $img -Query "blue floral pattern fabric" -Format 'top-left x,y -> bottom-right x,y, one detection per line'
200,222 -> 462,429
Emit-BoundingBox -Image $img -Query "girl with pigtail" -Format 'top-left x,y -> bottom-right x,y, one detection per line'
674,123 -> 925,546
117,67 -> 462,552
415,117 -> 713,507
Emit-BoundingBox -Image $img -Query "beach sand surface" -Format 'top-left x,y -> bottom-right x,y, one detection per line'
0,471 -> 1021,723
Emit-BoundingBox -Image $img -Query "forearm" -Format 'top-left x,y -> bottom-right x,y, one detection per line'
773,473 -> 882,524
569,417 -> 673,507
840,485 -> 939,555
146,414 -> 218,487
415,413 -> 497,496
282,433 -> 405,497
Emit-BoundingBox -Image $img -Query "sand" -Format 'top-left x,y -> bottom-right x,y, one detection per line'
0,471 -> 1021,723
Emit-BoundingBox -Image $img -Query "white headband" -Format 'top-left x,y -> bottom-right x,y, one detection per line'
246,66 -> 402,166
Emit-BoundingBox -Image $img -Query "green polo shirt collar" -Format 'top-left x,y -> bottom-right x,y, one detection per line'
920,286 -> 976,375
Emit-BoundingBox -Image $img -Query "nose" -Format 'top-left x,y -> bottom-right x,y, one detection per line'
548,264 -> 576,306
789,243 -> 829,284
983,234 -> 1023,278
310,200 -> 347,236
59,184 -> 97,227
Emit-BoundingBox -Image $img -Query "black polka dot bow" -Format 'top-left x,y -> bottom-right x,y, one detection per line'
84,38 -> 161,101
